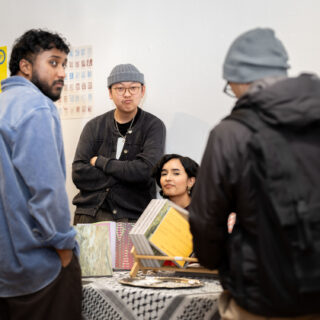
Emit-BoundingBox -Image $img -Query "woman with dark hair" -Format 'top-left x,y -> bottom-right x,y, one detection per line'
153,154 -> 199,210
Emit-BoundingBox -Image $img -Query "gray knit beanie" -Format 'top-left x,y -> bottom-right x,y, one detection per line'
223,28 -> 289,83
107,63 -> 144,87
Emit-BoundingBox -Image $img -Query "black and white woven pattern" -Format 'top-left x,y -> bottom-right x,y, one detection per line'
82,272 -> 222,320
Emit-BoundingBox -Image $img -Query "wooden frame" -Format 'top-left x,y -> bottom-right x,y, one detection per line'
130,247 -> 218,278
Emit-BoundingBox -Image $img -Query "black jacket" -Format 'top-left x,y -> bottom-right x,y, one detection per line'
189,74 -> 320,316
72,108 -> 166,220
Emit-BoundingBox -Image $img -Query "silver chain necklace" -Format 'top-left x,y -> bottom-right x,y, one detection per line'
114,115 -> 135,141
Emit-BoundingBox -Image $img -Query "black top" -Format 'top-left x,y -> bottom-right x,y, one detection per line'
189,74 -> 320,317
115,107 -> 141,137
72,108 -> 166,220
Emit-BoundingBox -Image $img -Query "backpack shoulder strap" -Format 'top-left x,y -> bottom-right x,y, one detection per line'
224,108 -> 261,132
225,107 -> 320,295
225,107 -> 317,248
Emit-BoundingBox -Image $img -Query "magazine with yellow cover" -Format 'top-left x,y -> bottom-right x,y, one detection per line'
148,206 -> 193,267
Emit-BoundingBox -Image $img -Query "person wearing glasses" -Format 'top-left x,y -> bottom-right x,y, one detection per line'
189,28 -> 320,319
72,63 -> 166,224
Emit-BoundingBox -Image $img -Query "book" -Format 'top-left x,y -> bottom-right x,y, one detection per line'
75,224 -> 113,277
115,222 -> 135,270
93,221 -> 135,270
148,205 -> 193,267
129,199 -> 160,267
130,199 -> 167,267
129,199 -> 192,268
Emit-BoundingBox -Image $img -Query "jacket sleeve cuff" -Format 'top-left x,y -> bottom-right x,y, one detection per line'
38,227 -> 78,250
95,155 -> 112,172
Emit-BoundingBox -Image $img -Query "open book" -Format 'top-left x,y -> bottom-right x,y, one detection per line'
92,221 -> 135,270
75,221 -> 135,275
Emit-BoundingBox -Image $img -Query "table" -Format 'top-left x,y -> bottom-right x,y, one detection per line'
82,271 -> 222,320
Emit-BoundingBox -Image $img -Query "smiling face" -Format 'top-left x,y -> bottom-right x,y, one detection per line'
109,81 -> 145,119
160,158 -> 195,205
18,47 -> 67,101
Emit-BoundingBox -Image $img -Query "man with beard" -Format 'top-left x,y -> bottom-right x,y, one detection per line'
0,29 -> 82,320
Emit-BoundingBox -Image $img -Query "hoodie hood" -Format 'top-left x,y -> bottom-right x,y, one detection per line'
235,73 -> 320,128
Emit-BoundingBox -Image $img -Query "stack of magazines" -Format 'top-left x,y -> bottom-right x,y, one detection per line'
129,199 -> 193,268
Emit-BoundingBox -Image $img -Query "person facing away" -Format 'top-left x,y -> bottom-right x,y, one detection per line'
0,29 -> 82,320
72,63 -> 166,224
153,154 -> 199,210
189,28 -> 320,319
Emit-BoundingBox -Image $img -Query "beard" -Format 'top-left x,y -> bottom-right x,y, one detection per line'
31,71 -> 64,102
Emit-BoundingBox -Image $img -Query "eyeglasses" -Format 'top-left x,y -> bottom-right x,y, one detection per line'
223,82 -> 236,98
112,85 -> 142,95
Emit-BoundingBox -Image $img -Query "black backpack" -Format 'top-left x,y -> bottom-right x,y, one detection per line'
226,107 -> 320,313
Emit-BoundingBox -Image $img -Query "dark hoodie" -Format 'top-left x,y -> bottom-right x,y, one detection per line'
189,74 -> 320,317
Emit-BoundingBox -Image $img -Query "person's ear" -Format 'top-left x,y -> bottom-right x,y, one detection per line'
188,177 -> 196,188
141,85 -> 146,97
108,87 -> 113,99
19,59 -> 32,79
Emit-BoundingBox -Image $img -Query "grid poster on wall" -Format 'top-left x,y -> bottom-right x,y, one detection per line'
56,45 -> 93,119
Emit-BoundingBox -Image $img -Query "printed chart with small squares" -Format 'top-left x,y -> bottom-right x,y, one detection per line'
56,45 -> 93,119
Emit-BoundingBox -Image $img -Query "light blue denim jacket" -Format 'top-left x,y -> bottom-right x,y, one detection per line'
0,76 -> 78,297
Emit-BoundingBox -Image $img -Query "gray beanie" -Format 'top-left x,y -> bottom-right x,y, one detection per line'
107,63 -> 144,87
223,28 -> 289,83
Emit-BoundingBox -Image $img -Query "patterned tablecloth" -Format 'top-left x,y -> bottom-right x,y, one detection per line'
82,271 -> 222,320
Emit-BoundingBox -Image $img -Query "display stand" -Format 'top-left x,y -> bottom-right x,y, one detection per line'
130,247 -> 218,278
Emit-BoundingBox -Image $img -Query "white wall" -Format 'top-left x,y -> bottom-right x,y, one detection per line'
1,0 -> 320,215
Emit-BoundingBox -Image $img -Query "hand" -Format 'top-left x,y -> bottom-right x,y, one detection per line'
56,249 -> 73,267
90,156 -> 98,166
227,212 -> 237,234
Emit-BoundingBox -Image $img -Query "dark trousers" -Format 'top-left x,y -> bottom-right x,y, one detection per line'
73,207 -> 137,225
0,254 -> 82,320
218,291 -> 320,320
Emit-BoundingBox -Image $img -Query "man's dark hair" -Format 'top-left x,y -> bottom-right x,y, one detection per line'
153,153 -> 199,197
9,29 -> 70,76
